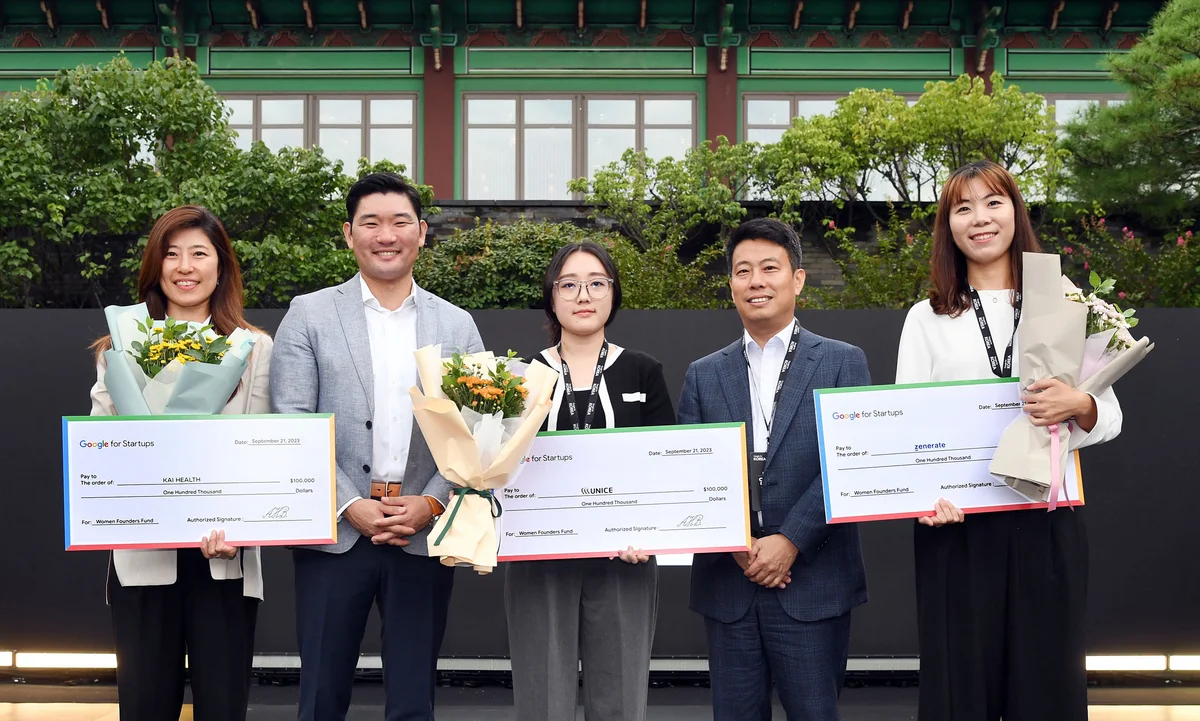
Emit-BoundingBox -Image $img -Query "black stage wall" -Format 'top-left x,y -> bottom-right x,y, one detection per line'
1,308 -> 1195,660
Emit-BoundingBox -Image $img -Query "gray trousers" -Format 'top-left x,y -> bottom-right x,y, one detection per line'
504,557 -> 659,721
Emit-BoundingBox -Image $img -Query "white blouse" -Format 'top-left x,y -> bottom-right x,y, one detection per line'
895,290 -> 1122,451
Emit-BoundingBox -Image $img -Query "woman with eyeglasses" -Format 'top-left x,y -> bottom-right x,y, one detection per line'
504,241 -> 676,721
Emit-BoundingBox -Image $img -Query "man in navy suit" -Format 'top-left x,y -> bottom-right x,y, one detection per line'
679,217 -> 871,720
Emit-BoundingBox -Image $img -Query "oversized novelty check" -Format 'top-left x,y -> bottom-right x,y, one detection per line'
63,415 -> 336,550
496,423 -> 751,561
814,378 -> 1083,523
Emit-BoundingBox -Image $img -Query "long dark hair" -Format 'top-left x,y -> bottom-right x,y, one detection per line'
542,241 -> 622,344
929,160 -> 1043,317
92,206 -> 259,359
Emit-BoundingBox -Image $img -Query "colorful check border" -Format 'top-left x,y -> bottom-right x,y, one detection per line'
61,413 -> 337,551
814,378 -> 1085,524
496,422 -> 751,562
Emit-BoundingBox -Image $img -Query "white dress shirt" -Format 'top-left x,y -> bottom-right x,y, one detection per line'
335,276 -> 419,517
743,319 -> 798,527
743,318 -> 798,453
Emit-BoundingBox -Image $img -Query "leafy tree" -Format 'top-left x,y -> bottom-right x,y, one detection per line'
2,56 -> 1194,311
570,73 -> 1064,310
0,56 -> 431,308
0,54 -> 233,307
758,73 -> 1063,228
567,138 -> 756,251
566,139 -> 749,307
1061,0 -> 1200,227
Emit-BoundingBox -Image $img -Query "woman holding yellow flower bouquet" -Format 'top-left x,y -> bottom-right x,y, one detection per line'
88,206 -> 272,721
505,241 -> 676,721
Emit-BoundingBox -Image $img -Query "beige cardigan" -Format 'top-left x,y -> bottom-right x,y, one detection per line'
89,333 -> 274,600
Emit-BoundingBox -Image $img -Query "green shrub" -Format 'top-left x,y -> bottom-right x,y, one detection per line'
1040,206 -> 1200,308
416,219 -> 728,310
806,208 -> 934,310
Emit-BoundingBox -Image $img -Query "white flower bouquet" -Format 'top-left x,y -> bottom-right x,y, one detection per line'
990,254 -> 1154,507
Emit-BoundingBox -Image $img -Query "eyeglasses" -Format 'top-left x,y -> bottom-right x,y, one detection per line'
554,278 -> 613,301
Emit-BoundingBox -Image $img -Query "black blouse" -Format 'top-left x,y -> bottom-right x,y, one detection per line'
534,347 -> 677,431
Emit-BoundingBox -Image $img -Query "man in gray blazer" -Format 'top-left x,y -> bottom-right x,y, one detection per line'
271,173 -> 483,721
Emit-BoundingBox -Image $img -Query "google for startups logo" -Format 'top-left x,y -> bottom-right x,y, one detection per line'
522,454 -> 574,464
831,411 -> 866,421
830,409 -> 904,420
78,439 -> 156,449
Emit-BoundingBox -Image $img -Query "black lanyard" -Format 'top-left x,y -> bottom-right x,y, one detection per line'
968,288 -> 1022,379
558,341 -> 608,431
742,321 -> 801,445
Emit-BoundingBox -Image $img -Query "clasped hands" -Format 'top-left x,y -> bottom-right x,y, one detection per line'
733,534 -> 797,590
609,547 -> 651,564
346,497 -> 434,546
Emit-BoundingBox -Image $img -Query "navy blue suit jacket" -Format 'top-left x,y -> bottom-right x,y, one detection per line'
679,326 -> 871,624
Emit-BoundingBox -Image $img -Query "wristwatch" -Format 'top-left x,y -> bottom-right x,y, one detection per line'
425,496 -> 444,524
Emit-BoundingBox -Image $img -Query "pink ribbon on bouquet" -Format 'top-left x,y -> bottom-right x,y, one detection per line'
1046,422 -> 1074,512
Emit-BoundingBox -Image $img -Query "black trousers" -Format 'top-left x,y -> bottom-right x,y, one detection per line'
705,593 -> 851,721
915,508 -> 1088,721
108,549 -> 259,721
293,536 -> 455,721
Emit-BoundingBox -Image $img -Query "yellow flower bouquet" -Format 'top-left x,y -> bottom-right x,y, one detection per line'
129,316 -> 232,378
100,302 -> 257,416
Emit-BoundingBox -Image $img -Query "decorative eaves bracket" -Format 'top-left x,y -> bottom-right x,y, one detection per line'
419,4 -> 458,71
972,5 -> 1002,73
158,1 -> 185,58
702,3 -> 740,72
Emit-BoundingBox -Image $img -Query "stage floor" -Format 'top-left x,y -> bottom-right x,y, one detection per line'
3,684 -> 1200,720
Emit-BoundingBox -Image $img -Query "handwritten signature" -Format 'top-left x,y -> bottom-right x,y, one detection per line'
262,506 -> 291,520
677,514 -> 704,529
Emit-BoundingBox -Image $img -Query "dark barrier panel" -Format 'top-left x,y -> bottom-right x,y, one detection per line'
1,308 -> 1195,660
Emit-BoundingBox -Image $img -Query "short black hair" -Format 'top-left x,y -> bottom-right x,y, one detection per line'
543,241 -> 622,343
725,218 -> 803,272
346,172 -> 424,224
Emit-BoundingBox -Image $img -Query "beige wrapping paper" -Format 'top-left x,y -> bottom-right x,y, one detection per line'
990,252 -> 1153,501
409,345 -> 557,574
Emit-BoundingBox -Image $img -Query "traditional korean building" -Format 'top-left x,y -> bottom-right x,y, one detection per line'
0,0 -> 1166,200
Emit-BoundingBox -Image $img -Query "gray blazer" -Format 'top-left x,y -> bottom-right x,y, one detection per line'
270,275 -> 484,555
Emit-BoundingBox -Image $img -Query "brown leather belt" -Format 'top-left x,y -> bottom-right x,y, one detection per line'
370,480 -> 402,501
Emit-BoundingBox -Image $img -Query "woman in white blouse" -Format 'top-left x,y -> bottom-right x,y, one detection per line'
895,160 -> 1121,721
89,206 -> 272,721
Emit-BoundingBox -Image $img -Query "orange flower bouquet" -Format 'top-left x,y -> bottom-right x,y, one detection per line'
409,346 -> 557,574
